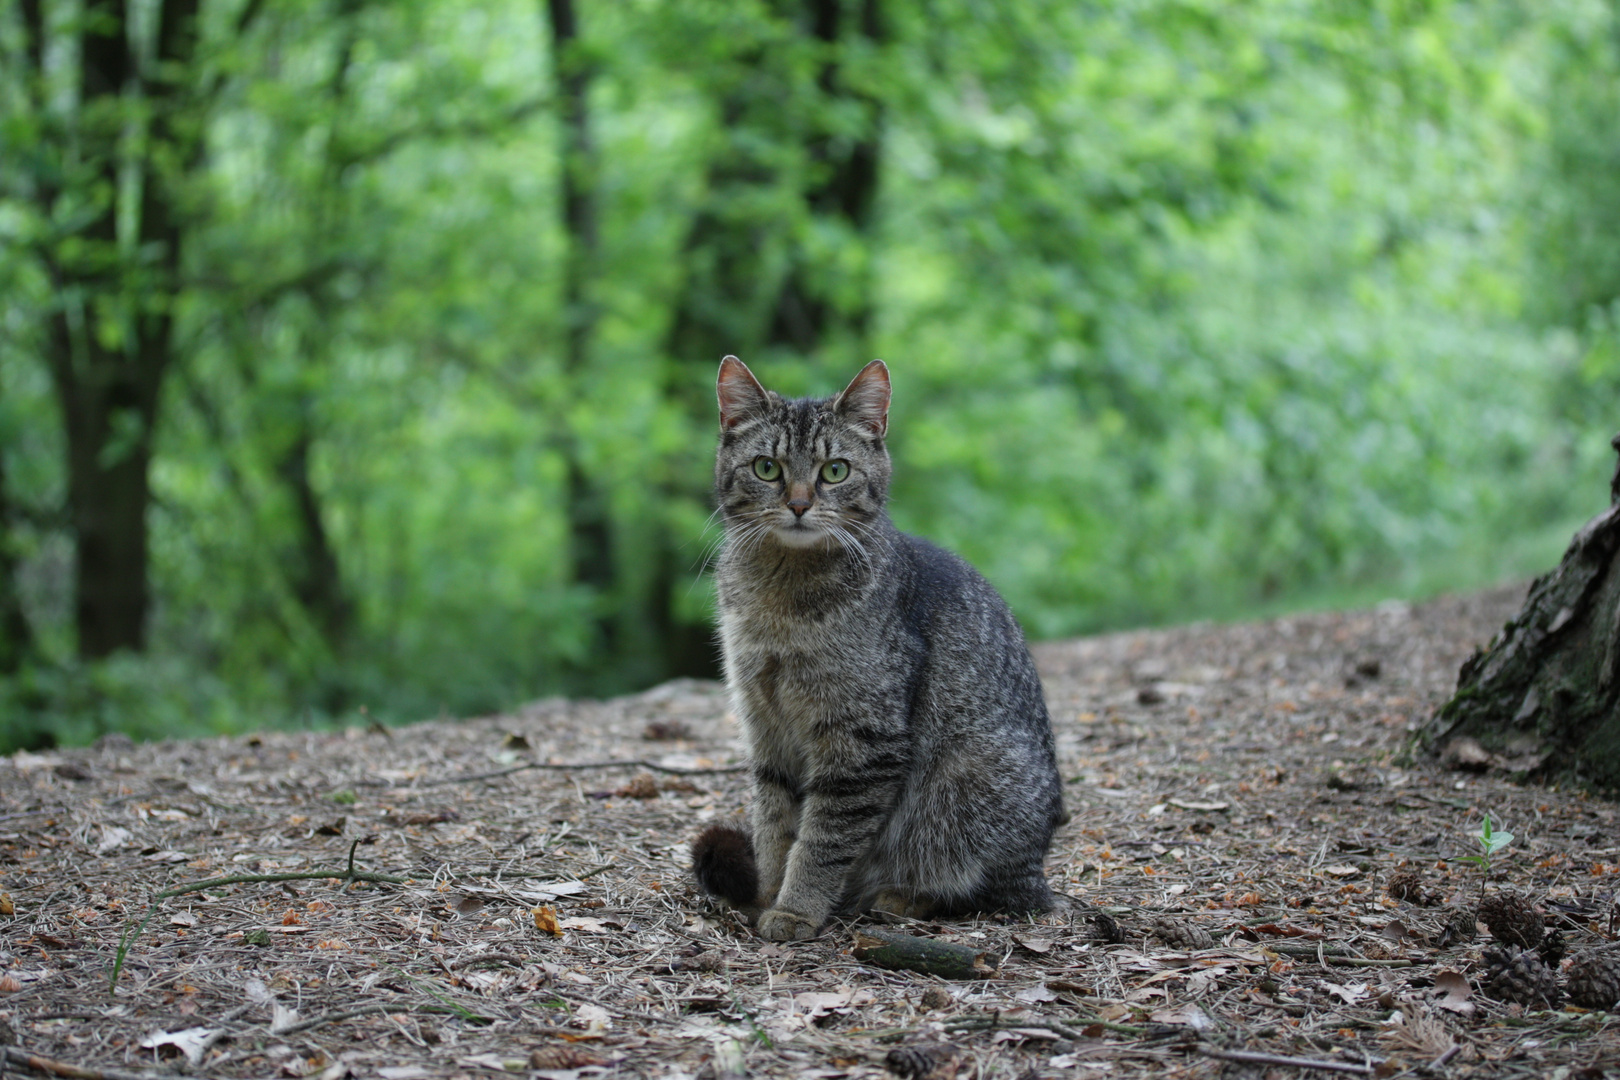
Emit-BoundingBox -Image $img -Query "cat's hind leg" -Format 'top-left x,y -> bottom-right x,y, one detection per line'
964,865 -> 1055,915
869,889 -> 937,920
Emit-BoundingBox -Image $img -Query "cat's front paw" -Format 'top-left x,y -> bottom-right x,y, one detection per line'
756,907 -> 820,941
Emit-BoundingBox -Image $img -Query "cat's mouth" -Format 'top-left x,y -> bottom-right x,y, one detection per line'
773,514 -> 832,549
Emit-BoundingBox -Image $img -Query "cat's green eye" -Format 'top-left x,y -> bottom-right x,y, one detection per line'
753,457 -> 782,481
820,460 -> 850,484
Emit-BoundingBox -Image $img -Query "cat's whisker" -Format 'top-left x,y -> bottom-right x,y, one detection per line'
683,505 -> 728,555
828,521 -> 872,570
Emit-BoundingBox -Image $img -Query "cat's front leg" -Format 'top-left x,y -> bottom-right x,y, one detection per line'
748,766 -> 799,907
758,770 -> 902,941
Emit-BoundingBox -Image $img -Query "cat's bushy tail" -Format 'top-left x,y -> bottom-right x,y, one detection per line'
691,823 -> 758,907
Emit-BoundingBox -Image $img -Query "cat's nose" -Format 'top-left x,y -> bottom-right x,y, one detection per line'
786,487 -> 813,516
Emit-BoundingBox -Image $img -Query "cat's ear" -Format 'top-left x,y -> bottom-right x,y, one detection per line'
717,355 -> 769,430
834,360 -> 890,438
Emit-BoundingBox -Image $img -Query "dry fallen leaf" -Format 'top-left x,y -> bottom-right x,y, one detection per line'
1433,969 -> 1474,1015
533,905 -> 561,937
138,1026 -> 218,1066
1322,980 -> 1369,1005
570,1003 -> 612,1035
1149,1004 -> 1215,1030
270,1004 -> 302,1033
792,988 -> 876,1020
96,825 -> 133,855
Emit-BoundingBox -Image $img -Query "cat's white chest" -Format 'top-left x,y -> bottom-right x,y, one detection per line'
718,610 -> 843,766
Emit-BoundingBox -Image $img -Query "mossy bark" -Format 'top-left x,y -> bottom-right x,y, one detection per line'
1418,434 -> 1620,795
851,928 -> 996,979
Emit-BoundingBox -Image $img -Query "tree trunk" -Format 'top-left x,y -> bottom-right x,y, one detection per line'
665,0 -> 885,371
276,417 -> 352,646
1419,433 -> 1620,795
546,0 -> 618,663
0,446 -> 37,674
654,0 -> 886,682
36,0 -> 199,659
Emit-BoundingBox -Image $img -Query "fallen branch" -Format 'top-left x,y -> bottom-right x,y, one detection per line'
852,928 -> 995,979
1263,943 -> 1412,966
110,842 -> 404,990
945,1013 -> 1148,1039
154,868 -> 407,899
273,1002 -> 483,1037
400,759 -> 748,788
2,1045 -> 216,1080
0,808 -> 65,824
1197,1046 -> 1374,1074
859,1011 -> 1148,1043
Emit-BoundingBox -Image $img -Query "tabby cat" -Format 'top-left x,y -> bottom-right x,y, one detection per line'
691,356 -> 1065,942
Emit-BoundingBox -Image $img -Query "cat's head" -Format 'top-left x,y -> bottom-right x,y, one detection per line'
714,356 -> 892,551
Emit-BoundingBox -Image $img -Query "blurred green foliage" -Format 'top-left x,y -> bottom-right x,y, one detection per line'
1,0 -> 1616,751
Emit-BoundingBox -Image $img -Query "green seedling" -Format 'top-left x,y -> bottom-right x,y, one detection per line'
1456,813 -> 1514,904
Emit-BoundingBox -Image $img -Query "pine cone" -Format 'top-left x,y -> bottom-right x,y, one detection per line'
528,1047 -> 605,1070
885,1047 -> 935,1079
1386,869 -> 1431,906
1481,946 -> 1561,1008
1536,927 -> 1566,969
1440,906 -> 1477,946
1148,917 -> 1214,951
885,1045 -> 957,1079
1478,891 -> 1544,949
1091,911 -> 1125,944
1566,952 -> 1620,1010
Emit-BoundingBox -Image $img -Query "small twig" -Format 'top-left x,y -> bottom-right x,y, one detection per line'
397,758 -> 748,788
3,1045 -> 217,1080
273,1001 -> 479,1036
545,986 -> 680,1026
154,869 -> 407,899
449,952 -> 529,970
1265,943 -> 1409,964
0,809 -> 65,824
110,863 -> 407,991
1432,1045 -> 1462,1069
1265,943 -> 1360,957
382,966 -> 489,1025
954,1013 -> 1146,1039
860,1012 -> 1147,1042
1197,1047 -> 1374,1074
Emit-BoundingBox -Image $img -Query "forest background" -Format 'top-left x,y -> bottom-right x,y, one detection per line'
2,0 -> 1618,752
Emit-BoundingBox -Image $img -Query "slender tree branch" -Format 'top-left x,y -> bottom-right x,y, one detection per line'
330,97 -> 550,169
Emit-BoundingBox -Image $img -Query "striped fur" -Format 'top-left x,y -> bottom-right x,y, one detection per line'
698,356 -> 1064,941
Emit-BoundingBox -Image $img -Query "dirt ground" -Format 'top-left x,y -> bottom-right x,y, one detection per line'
2,584 -> 1617,1080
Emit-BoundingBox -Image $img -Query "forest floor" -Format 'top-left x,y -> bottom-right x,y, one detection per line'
3,584 -> 1618,1080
